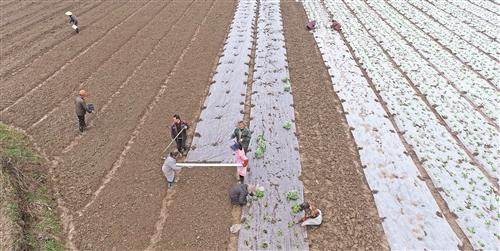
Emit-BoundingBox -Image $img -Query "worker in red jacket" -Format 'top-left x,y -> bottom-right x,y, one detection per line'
170,114 -> 189,156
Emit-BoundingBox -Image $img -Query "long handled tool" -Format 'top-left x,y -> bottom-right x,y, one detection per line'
160,127 -> 186,157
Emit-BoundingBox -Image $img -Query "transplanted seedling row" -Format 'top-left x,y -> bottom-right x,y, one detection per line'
325,0 -> 499,249
302,0 -> 463,249
238,0 -> 308,250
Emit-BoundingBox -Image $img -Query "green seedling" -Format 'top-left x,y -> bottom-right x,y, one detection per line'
277,229 -> 283,237
254,133 -> 267,159
287,191 -> 299,201
291,204 -> 301,214
282,121 -> 292,130
255,186 -> 265,198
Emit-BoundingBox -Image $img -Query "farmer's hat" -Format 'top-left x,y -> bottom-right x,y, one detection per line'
65,11 -> 72,16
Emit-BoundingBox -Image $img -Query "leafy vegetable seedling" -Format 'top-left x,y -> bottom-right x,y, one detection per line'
254,133 -> 267,159
291,204 -> 301,214
282,121 -> 292,130
277,229 -> 283,236
255,186 -> 265,198
287,191 -> 299,201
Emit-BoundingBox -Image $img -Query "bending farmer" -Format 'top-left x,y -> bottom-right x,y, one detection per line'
161,152 -> 180,188
229,183 -> 256,206
65,11 -> 79,33
297,202 -> 322,227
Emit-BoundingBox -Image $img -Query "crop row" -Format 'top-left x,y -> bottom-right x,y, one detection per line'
364,0 -> 499,182
187,0 -> 257,162
302,0 -> 462,249
325,0 -> 499,249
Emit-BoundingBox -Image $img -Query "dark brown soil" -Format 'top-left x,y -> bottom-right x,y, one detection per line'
280,2 -> 389,250
1,0 -> 235,249
0,1 -> 388,250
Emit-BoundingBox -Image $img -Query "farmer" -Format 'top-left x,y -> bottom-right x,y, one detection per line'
331,20 -> 341,32
297,202 -> 322,227
231,121 -> 251,153
306,20 -> 316,30
229,183 -> 256,206
75,89 -> 92,132
171,114 -> 189,156
234,143 -> 249,183
65,11 -> 79,33
161,152 -> 179,188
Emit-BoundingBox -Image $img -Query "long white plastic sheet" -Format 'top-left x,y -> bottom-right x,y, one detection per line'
238,0 -> 308,250
186,0 -> 257,163
325,0 -> 500,249
302,0 -> 462,249
350,0 -> 500,183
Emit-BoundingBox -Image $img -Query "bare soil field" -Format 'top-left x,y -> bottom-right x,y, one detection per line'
1,0 -> 383,250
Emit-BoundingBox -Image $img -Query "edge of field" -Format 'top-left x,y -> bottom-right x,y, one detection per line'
0,122 -> 65,251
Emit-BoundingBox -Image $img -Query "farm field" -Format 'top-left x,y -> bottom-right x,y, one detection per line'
0,0 -> 498,250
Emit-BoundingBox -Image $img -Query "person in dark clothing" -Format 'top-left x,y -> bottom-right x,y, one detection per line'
231,121 -> 251,153
171,114 -> 189,155
229,183 -> 256,206
65,11 -> 79,33
75,89 -> 92,132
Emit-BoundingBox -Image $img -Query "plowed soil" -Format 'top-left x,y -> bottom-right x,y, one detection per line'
281,2 -> 388,250
1,0 -> 385,250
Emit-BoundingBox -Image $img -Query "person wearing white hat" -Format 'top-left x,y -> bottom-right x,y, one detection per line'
65,11 -> 79,33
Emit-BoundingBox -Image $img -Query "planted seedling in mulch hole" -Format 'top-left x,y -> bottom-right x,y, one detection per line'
277,229 -> 283,237
260,242 -> 268,249
255,186 -> 264,198
291,204 -> 301,214
288,221 -> 295,228
282,121 -> 292,130
254,133 -> 266,159
287,191 -> 299,201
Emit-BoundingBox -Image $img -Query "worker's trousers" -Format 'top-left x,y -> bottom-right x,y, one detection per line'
175,137 -> 187,152
77,115 -> 86,132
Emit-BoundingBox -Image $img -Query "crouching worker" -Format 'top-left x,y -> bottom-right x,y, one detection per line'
229,183 -> 256,206
306,20 -> 316,30
161,152 -> 180,188
298,202 -> 322,227
331,20 -> 341,32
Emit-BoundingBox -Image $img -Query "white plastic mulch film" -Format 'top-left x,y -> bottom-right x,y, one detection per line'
310,0 -> 499,249
302,0 -> 462,250
187,0 -> 257,162
238,0 -> 308,250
